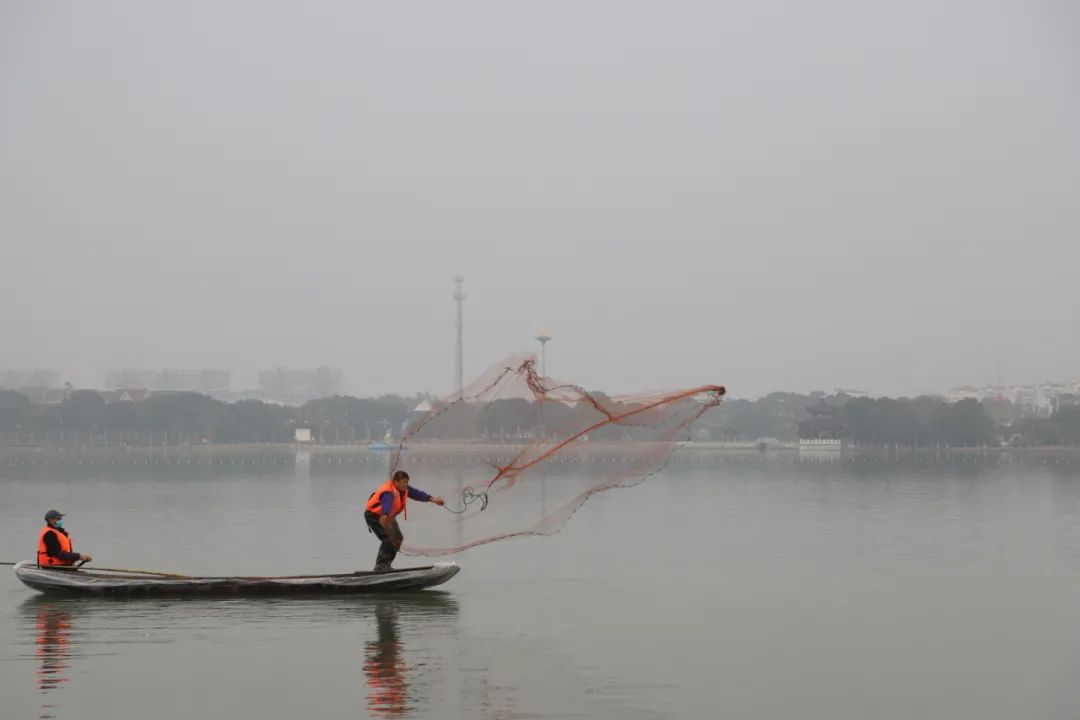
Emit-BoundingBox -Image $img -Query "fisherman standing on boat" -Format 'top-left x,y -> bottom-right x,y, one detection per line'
37,510 -> 92,567
365,471 -> 444,571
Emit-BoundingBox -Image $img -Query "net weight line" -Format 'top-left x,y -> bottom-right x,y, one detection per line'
441,487 -> 489,515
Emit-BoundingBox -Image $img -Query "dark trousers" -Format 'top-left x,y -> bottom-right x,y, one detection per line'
364,511 -> 402,569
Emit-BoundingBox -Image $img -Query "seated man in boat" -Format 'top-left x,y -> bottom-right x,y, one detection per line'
37,510 -> 92,567
364,470 -> 444,571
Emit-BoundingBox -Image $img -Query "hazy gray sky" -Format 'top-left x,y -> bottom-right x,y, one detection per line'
2,1 -> 1078,399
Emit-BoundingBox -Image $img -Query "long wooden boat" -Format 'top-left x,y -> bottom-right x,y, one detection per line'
12,560 -> 460,596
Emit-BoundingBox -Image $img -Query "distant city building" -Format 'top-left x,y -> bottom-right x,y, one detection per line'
105,370 -> 157,390
105,369 -> 231,395
0,369 -> 59,390
1014,387 -> 1039,417
158,369 -> 230,393
257,367 -> 344,405
946,381 -> 1080,419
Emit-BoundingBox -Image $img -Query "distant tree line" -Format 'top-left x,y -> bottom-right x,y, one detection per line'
700,392 -> 1080,447
0,388 -> 695,447
0,388 -> 1077,448
408,392 -> 676,442
0,390 -> 412,446
1011,407 -> 1080,447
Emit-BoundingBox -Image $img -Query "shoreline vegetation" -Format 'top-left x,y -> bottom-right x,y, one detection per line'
1,441 -> 1078,466
1,388 -> 1078,453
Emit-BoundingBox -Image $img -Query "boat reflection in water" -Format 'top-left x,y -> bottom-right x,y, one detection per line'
18,591 -> 460,719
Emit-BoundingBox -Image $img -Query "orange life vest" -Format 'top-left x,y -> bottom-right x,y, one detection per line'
37,525 -> 74,567
366,480 -> 407,520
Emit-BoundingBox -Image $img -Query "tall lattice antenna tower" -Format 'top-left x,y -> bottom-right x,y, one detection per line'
453,275 -> 466,396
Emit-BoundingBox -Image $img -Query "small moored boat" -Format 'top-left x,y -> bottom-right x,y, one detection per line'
13,561 -> 460,597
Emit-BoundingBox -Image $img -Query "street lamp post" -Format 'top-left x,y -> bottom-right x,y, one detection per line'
533,333 -> 552,443
534,333 -> 552,377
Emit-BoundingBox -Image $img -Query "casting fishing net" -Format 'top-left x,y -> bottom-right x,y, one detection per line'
388,353 -> 725,556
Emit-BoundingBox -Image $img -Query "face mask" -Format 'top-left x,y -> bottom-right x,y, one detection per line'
54,519 -> 64,529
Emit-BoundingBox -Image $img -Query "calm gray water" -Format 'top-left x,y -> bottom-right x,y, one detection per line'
3,453 -> 1080,719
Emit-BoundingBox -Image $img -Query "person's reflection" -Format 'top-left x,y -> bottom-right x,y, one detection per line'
18,598 -> 78,720
360,593 -> 458,718
363,601 -> 408,716
33,601 -> 72,693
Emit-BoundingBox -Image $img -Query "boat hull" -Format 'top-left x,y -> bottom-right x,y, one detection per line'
13,561 -> 460,597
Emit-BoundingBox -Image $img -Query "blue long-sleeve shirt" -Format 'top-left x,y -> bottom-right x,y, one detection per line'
380,486 -> 431,515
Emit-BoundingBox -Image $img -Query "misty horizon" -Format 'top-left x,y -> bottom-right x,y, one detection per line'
3,330 -> 1079,402
3,2 -> 1077,401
